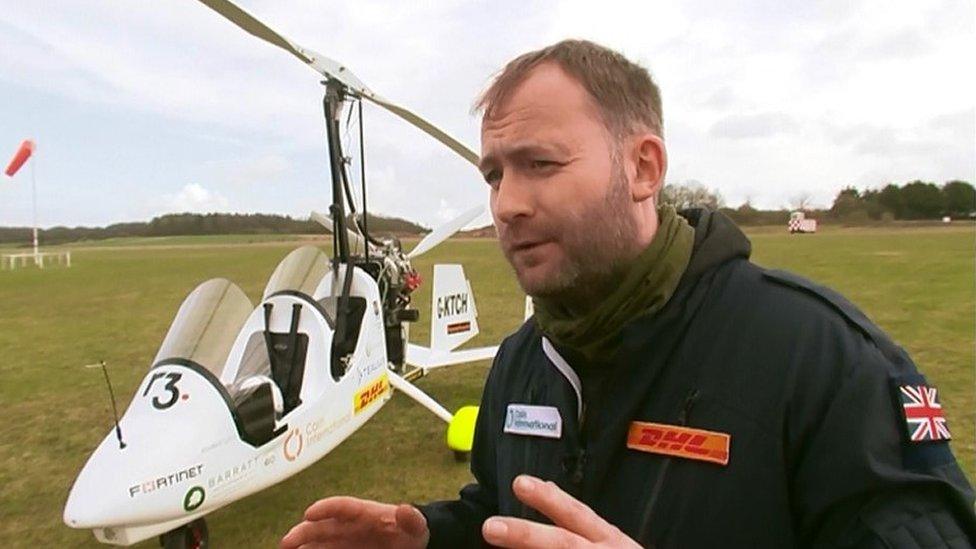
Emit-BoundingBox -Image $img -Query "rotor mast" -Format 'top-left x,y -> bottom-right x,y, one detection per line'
323,80 -> 352,264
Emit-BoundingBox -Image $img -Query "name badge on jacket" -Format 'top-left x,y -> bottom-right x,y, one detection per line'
504,404 -> 562,439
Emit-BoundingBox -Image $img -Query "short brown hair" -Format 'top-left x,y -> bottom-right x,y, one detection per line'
475,39 -> 664,138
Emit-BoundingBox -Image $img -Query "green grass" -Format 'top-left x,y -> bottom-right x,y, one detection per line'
63,233 -> 327,249
0,233 -> 328,255
0,226 -> 972,546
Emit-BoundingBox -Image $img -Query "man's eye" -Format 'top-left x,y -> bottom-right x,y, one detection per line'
483,170 -> 501,187
530,160 -> 557,170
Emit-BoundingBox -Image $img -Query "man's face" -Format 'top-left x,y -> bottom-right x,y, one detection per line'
480,63 -> 639,303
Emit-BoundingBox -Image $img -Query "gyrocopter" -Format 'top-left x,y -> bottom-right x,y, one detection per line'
63,1 -> 498,546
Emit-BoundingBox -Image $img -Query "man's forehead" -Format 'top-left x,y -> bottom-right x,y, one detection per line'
479,106 -> 581,170
481,63 -> 602,134
481,103 -> 568,139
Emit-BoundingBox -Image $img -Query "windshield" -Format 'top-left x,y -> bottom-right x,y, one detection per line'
154,278 -> 254,377
263,245 -> 330,299
232,332 -> 270,386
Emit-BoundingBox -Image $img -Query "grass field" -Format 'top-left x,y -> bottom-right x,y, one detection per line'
0,233 -> 325,254
0,226 -> 972,546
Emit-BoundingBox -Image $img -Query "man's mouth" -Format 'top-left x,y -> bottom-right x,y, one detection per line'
509,240 -> 547,253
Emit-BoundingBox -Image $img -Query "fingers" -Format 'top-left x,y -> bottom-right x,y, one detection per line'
304,496 -> 387,522
482,516 -> 587,548
280,496 -> 385,549
280,519 -> 339,549
510,475 -> 612,541
281,499 -> 426,549
395,504 -> 429,540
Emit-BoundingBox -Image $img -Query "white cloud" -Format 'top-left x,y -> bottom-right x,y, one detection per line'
849,129 -> 941,157
436,198 -> 459,225
165,183 -> 229,213
710,113 -> 799,140
205,154 -> 292,186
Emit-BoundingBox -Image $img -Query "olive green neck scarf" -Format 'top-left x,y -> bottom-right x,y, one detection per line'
533,205 -> 694,362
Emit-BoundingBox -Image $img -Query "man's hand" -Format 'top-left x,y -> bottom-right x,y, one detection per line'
482,475 -> 641,548
279,496 -> 429,549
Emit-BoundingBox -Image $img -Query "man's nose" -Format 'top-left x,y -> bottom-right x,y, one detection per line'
491,175 -> 534,225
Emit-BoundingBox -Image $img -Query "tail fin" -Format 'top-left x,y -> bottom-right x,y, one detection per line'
404,264 -> 497,370
431,264 -> 479,352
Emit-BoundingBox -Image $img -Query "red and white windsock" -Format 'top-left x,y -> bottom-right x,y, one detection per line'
5,139 -> 35,177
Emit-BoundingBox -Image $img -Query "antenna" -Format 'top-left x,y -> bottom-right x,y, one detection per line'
358,100 -> 369,260
85,361 -> 126,449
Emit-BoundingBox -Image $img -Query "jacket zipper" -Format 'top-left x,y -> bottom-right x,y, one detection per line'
540,338 -> 587,490
572,362 -> 622,497
571,401 -> 588,486
520,431 -> 534,518
573,370 -> 608,492
637,388 -> 699,544
519,386 -> 542,519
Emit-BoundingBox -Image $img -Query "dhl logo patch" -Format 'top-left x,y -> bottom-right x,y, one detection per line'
354,374 -> 389,414
627,421 -> 730,466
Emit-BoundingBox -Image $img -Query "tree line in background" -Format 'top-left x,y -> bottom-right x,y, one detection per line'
660,179 -> 975,226
828,180 -> 975,222
1,180 -> 972,246
0,212 -> 426,246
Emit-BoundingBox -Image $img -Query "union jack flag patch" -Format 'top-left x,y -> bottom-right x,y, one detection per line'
897,384 -> 951,442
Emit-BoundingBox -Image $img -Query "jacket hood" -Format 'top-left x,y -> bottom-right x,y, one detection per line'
679,208 -> 751,280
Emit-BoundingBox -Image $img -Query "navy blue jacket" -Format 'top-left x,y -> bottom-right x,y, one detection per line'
419,209 -> 975,548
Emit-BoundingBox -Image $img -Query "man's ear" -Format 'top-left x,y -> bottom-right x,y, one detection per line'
630,133 -> 667,202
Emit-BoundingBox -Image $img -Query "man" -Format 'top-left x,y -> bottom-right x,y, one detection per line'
281,40 -> 975,548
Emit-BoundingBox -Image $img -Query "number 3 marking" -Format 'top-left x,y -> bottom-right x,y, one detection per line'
142,371 -> 183,410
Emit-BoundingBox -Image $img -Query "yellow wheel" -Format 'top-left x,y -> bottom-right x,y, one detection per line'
447,405 -> 479,454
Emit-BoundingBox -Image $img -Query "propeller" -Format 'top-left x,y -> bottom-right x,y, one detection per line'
310,210 -> 369,256
408,205 -> 484,259
196,0 -> 479,167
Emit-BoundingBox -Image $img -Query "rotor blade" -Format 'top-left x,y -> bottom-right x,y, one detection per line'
196,0 -> 478,168
196,0 -> 311,64
408,204 -> 484,259
310,210 -> 368,255
196,0 -> 372,93
367,94 -> 479,167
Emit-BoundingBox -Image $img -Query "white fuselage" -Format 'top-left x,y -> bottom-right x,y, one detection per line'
64,266 -> 393,546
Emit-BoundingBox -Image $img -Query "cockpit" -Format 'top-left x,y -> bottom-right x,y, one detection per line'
148,246 -> 369,448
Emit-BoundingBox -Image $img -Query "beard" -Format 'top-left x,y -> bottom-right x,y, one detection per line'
499,158 -> 641,310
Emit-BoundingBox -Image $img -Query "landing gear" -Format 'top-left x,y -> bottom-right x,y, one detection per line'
160,518 -> 209,549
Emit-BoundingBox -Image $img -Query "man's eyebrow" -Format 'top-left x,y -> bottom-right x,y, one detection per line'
479,142 -> 571,172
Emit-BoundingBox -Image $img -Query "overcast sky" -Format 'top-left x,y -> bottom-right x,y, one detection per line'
1,0 -> 973,229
